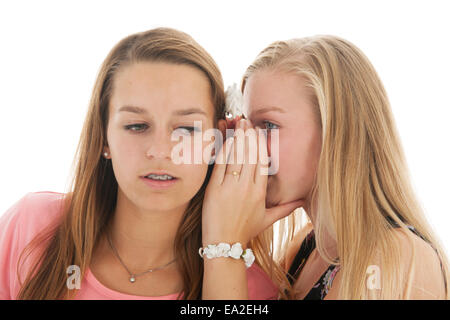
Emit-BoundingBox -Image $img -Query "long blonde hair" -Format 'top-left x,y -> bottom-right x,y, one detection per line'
15,27 -> 279,300
242,35 -> 449,299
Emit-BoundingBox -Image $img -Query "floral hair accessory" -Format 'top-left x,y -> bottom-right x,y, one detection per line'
225,83 -> 244,119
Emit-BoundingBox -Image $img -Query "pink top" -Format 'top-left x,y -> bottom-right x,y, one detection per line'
0,191 -> 278,300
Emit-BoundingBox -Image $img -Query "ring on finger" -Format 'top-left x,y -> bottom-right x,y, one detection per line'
230,170 -> 240,178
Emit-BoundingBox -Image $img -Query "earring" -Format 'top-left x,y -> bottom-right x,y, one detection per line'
103,152 -> 109,158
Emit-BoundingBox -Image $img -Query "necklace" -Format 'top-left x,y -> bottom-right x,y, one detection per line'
106,231 -> 176,283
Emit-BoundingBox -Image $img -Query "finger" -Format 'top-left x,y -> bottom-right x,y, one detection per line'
263,199 -> 306,230
210,137 -> 234,185
255,127 -> 269,187
224,121 -> 244,184
239,121 -> 258,183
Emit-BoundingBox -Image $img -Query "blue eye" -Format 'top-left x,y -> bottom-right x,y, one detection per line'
124,123 -> 148,132
263,121 -> 279,130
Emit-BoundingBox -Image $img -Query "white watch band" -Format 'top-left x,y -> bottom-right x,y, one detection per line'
199,242 -> 255,268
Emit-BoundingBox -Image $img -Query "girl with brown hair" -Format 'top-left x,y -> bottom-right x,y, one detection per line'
0,27 -> 278,300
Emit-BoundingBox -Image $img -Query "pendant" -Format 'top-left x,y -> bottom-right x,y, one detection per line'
130,276 -> 136,283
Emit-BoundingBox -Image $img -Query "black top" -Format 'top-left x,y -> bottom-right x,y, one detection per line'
286,229 -> 340,300
286,224 -> 432,300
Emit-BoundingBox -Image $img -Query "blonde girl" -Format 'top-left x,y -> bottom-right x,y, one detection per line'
202,35 -> 449,299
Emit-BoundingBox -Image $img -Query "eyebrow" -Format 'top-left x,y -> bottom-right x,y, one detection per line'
118,105 -> 208,117
173,108 -> 208,117
251,106 -> 286,116
118,105 -> 147,114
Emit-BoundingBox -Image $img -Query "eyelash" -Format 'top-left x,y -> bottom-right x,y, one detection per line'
123,124 -> 200,134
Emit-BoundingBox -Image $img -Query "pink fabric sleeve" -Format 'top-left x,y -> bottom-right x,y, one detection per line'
0,192 -> 65,300
246,263 -> 279,300
0,195 -> 26,299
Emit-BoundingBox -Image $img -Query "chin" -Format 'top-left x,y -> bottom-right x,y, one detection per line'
142,201 -> 180,212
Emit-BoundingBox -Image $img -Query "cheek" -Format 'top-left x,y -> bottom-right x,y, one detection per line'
276,129 -> 320,188
278,136 -> 302,179
179,163 -> 209,201
175,135 -> 215,165
107,129 -> 144,180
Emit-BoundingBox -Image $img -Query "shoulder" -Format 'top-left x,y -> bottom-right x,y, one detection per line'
0,191 -> 67,299
388,227 -> 446,299
388,227 -> 441,268
0,191 -> 66,238
284,222 -> 314,272
1,191 -> 66,219
246,263 -> 279,300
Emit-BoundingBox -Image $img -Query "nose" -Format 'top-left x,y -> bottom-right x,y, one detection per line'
145,129 -> 173,161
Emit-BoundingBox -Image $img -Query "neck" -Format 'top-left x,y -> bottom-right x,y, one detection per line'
303,200 -> 338,260
105,190 -> 188,271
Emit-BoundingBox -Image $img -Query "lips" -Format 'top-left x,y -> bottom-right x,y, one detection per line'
140,176 -> 179,189
141,171 -> 178,179
140,171 -> 179,190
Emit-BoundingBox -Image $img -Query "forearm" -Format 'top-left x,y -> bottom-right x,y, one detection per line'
202,256 -> 248,299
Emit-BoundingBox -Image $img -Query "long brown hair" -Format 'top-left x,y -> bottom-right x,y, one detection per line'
16,27 -> 227,299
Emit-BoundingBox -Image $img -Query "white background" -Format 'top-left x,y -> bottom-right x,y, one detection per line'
0,0 -> 449,252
